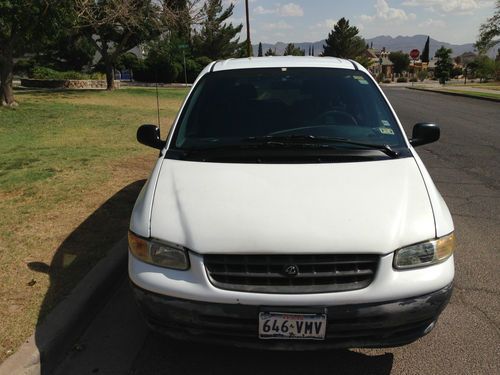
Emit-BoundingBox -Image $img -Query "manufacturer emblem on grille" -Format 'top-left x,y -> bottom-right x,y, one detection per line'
283,265 -> 299,277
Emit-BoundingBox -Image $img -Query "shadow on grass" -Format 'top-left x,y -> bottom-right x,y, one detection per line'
28,179 -> 146,374
14,87 -> 107,96
132,335 -> 394,375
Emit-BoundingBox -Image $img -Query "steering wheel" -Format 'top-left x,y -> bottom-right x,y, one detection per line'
314,110 -> 359,126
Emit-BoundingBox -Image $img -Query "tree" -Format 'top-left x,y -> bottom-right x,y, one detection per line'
475,55 -> 498,82
166,0 -> 191,41
0,0 -> 69,106
434,46 -> 453,84
417,69 -> 428,82
75,0 -> 167,90
322,18 -> 365,59
234,39 -> 252,58
421,36 -> 430,63
116,52 -> 143,73
475,0 -> 499,54
258,42 -> 263,57
354,55 -> 373,69
191,0 -> 243,60
140,37 -> 184,83
264,48 -> 276,56
388,51 -> 410,74
451,66 -> 463,78
283,43 -> 305,56
37,31 -> 97,72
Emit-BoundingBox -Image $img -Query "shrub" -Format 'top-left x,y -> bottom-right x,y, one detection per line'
409,77 -> 418,82
451,66 -> 463,78
89,72 -> 105,80
31,67 -> 103,80
396,77 -> 408,83
14,59 -> 35,77
417,69 -> 428,82
375,72 -> 384,82
383,79 -> 391,84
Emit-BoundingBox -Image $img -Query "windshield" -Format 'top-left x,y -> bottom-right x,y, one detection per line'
169,67 -> 408,161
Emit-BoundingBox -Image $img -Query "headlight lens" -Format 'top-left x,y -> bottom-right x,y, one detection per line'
128,231 -> 189,270
394,232 -> 455,270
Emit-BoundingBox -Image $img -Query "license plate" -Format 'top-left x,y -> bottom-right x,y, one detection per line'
259,312 -> 327,340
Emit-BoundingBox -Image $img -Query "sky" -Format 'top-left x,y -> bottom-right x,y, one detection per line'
224,0 -> 496,44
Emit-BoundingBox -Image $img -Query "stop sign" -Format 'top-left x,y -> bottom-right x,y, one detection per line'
410,49 -> 420,59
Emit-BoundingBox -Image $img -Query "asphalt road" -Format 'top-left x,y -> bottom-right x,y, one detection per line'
54,88 -> 500,375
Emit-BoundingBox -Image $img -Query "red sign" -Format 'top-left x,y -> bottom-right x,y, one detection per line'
410,49 -> 420,59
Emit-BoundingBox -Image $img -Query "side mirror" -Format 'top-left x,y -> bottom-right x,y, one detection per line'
137,124 -> 166,150
410,123 -> 440,147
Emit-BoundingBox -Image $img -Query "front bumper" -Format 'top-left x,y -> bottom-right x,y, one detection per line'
131,281 -> 453,350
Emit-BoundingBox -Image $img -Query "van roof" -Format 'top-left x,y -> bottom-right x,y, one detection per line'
210,56 -> 360,72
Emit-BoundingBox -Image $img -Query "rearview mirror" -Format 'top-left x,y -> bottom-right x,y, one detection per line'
137,124 -> 166,150
410,123 -> 440,147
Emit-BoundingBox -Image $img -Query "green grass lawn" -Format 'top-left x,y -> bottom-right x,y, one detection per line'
411,85 -> 500,101
468,82 -> 500,91
441,89 -> 500,100
445,81 -> 500,92
0,87 -> 188,361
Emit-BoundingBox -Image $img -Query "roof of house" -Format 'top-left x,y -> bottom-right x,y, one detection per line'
364,49 -> 379,59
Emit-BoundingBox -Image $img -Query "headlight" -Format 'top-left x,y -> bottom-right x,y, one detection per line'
128,231 -> 190,270
394,232 -> 455,270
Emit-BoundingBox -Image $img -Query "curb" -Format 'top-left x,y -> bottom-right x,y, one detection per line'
407,86 -> 500,103
0,237 -> 128,375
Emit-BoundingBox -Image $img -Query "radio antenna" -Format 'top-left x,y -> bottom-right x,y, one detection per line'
155,71 -> 160,128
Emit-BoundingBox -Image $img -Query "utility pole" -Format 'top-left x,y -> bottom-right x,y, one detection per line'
245,0 -> 252,57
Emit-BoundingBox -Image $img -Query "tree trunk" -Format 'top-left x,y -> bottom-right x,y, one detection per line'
0,52 -> 17,107
105,59 -> 115,91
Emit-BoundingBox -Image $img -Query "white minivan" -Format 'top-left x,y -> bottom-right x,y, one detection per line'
128,57 -> 454,349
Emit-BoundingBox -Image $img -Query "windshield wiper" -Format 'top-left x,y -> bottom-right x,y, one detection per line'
244,135 -> 399,158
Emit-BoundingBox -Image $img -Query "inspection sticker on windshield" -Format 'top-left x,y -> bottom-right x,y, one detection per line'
379,127 -> 395,135
381,120 -> 391,127
353,75 -> 368,85
259,312 -> 326,340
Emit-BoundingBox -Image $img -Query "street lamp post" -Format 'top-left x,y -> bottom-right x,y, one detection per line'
245,0 -> 252,57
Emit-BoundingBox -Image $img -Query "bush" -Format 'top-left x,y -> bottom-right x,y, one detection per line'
396,77 -> 408,83
409,77 -> 418,82
451,66 -> 463,78
417,69 -> 428,82
474,55 -> 498,82
375,72 -> 384,82
89,72 -> 106,80
14,59 -> 35,77
31,67 -> 103,80
383,79 -> 391,84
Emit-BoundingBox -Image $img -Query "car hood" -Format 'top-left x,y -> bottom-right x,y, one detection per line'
150,158 -> 435,255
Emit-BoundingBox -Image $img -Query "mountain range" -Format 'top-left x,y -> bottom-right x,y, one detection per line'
253,34 -> 493,58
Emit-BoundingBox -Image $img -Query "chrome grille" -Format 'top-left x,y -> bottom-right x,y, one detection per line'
204,254 -> 379,294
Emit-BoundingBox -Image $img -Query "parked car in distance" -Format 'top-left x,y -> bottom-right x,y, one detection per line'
128,56 -> 454,349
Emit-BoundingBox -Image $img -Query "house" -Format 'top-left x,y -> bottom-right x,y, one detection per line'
367,47 -> 394,78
